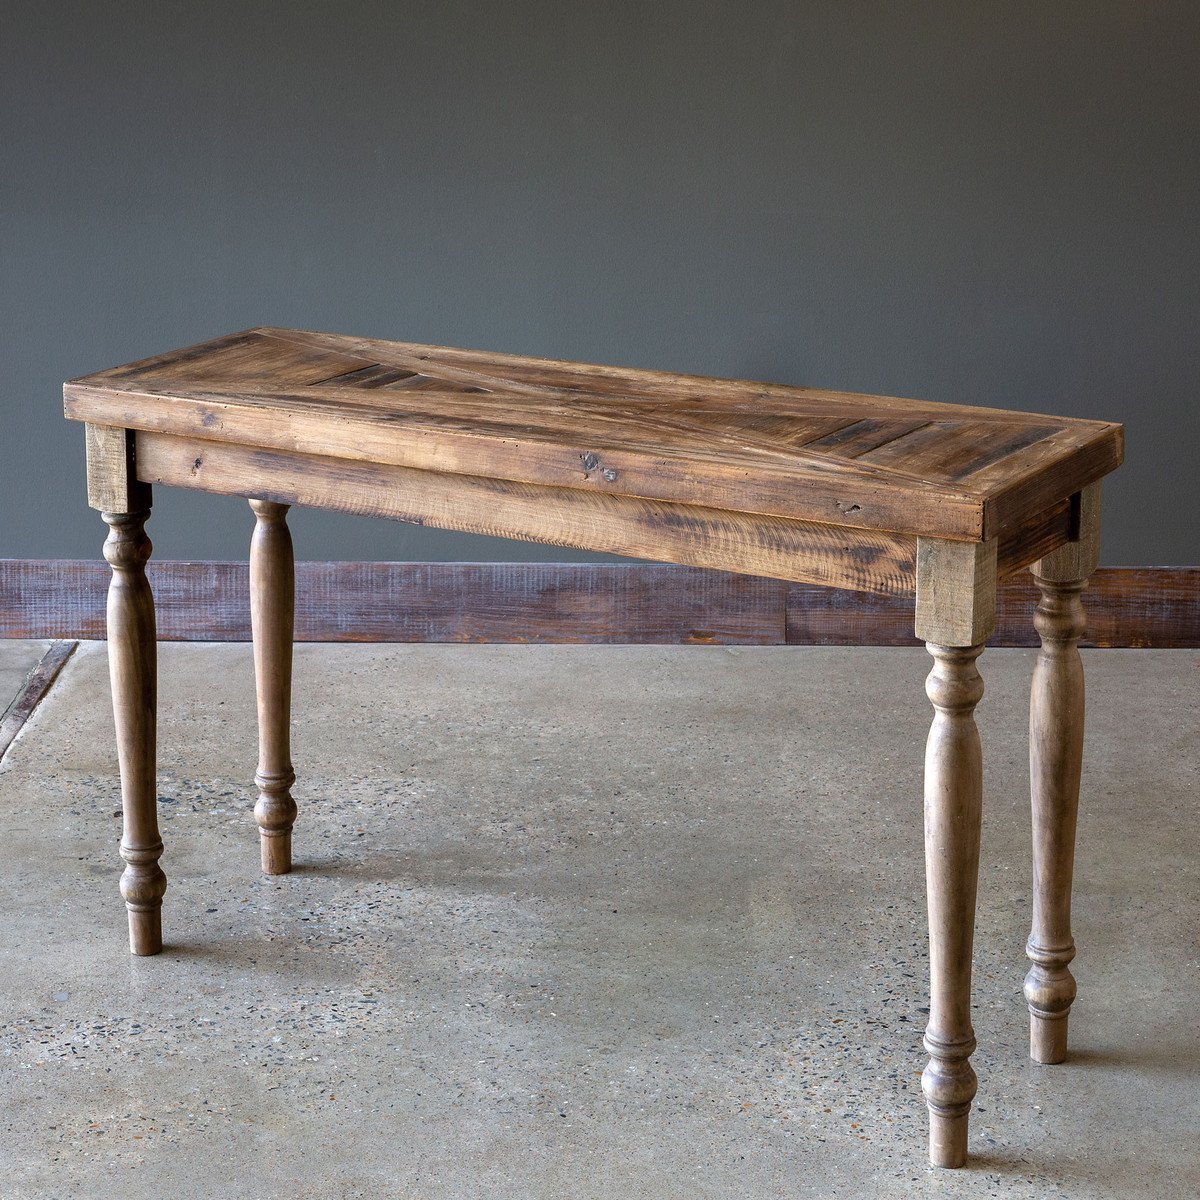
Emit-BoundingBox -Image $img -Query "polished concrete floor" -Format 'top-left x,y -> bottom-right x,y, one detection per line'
0,641 -> 1196,1199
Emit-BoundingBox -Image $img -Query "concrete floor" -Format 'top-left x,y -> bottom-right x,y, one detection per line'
0,641 -> 1196,1199
0,639 -> 50,722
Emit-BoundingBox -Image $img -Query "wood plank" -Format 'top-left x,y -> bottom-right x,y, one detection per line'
65,327 -> 1124,545
97,332 -> 370,386
0,641 -> 78,762
979,425 -> 1124,540
135,432 -> 923,595
255,329 -> 1116,427
804,419 -> 934,458
65,380 -> 985,540
787,568 -> 1200,647
996,498 -> 1073,578
0,562 -> 785,644
1,562 -> 1193,647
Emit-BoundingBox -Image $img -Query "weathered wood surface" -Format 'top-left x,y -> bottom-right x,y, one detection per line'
136,431 -> 924,595
1026,571 -> 1086,1065
1,561 -> 1193,646
60,329 -> 1132,1172
84,423 -> 150,513
915,538 -> 998,647
249,500 -> 297,875
1024,484 -> 1100,1066
63,327 -> 1123,542
102,510 -> 165,956
914,531 -> 996,1167
921,641 -> 986,1168
0,641 -> 77,763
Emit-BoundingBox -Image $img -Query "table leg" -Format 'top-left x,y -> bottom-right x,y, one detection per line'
914,535 -> 996,1168
1024,482 -> 1100,1064
103,509 -> 165,955
250,499 -> 297,874
921,640 -> 984,1168
1025,574 -> 1085,1062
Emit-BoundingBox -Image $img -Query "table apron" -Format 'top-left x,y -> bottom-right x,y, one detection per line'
133,431 -> 925,595
132,432 -> 1072,595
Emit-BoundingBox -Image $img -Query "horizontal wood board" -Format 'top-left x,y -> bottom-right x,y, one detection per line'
0,562 -> 1193,647
134,432 -> 925,596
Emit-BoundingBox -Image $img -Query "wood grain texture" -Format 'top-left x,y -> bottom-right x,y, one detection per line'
135,432 -> 923,595
249,500 -> 297,875
60,329 -> 1132,1173
63,327 -> 1124,542
1023,487 -> 1101,1066
921,642 -> 985,1168
1,562 -> 1194,646
1025,573 -> 1086,1065
915,538 -> 998,647
0,641 -> 77,763
102,510 -> 165,956
1031,482 -> 1102,584
85,423 -> 151,513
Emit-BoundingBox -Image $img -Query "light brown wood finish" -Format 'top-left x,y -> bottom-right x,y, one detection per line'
249,500 -> 297,874
1025,482 -> 1102,1064
64,330 -> 1126,1170
134,433 -> 1071,595
916,538 -> 995,1168
85,422 -> 150,513
64,327 -> 1123,545
140,433 -> 919,596
102,508 -> 165,955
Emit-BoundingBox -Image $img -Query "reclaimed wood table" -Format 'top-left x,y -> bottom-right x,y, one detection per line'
64,327 -> 1123,1168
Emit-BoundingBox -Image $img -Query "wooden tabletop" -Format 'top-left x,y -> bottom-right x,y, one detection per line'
64,327 -> 1122,544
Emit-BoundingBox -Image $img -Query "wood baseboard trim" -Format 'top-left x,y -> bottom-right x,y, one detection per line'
0,561 -> 1194,647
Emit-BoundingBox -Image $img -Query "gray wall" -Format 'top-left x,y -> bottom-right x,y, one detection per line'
4,1 -> 1197,565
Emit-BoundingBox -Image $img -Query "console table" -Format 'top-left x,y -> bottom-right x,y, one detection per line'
64,327 -> 1123,1168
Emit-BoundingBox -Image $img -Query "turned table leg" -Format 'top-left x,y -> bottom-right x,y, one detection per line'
915,537 -> 996,1168
104,509 -> 165,955
249,499 -> 297,874
1025,482 -> 1101,1064
921,641 -> 984,1166
85,424 -> 165,955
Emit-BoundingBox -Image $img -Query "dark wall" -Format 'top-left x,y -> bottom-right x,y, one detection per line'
4,1 -> 1197,564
